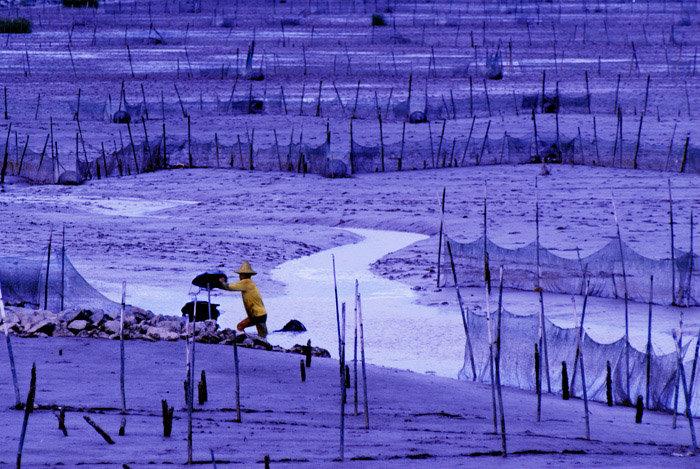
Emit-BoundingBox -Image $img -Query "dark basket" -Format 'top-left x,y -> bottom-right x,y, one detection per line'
181,301 -> 221,322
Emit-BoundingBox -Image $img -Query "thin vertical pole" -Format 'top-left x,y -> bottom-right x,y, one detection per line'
44,228 -> 53,310
233,330 -> 241,423
536,179 -> 551,393
332,255 -> 342,362
673,330 -> 698,454
571,297 -> 590,440
484,185 -> 498,434
354,280 -> 359,416
611,192 -> 630,401
646,276 -> 653,409
495,266 -> 507,456
0,280 -> 20,407
358,293 -> 369,429
339,302 -> 346,461
570,280 -> 590,393
447,241 -> 477,380
437,187 -> 446,287
669,179 -> 677,305
119,282 -> 127,435
187,292 -> 196,464
60,224 -> 66,311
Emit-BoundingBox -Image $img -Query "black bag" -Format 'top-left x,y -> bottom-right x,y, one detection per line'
192,271 -> 227,289
181,301 -> 221,322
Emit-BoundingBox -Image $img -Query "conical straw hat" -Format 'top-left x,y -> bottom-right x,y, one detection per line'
235,261 -> 257,275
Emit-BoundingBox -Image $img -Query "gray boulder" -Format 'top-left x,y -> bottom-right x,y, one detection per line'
67,320 -> 88,333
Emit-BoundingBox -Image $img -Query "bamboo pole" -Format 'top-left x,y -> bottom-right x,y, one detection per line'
339,302 -> 346,461
119,281 -> 127,436
0,280 -> 20,407
233,330 -> 241,422
611,192 -> 630,401
358,292 -> 369,429
483,185 -> 498,434
571,297 -> 590,440
60,225 -> 65,311
447,241 -> 477,380
460,116 -> 476,166
646,276 -> 653,409
536,179 -> 551,393
43,228 -> 53,311
668,179 -> 676,305
495,266 -> 507,456
672,330 -> 698,453
16,363 -> 37,467
437,188 -> 446,288
570,280 -> 590,393
187,293 -> 196,464
354,280 -> 359,416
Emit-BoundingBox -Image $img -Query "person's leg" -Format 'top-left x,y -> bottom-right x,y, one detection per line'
255,321 -> 268,337
237,317 -> 252,332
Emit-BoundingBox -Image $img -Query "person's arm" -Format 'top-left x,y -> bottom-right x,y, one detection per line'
220,279 -> 248,292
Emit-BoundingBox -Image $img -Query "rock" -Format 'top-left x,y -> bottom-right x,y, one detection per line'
241,337 -> 254,348
89,310 -> 105,325
278,319 -> 307,332
59,309 -> 88,323
146,326 -> 179,341
53,325 -> 74,338
409,111 -> 427,124
323,159 -> 347,178
57,171 -> 85,185
253,338 -> 272,350
102,320 -> 121,335
27,319 -> 55,336
126,305 -> 155,323
67,320 -> 88,333
112,110 -> 131,124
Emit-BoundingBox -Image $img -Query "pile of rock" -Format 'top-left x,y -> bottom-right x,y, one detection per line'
0,305 -> 330,357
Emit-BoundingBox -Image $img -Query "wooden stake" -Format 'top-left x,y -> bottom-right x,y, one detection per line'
161,399 -> 174,437
126,122 -> 139,174
672,330 -> 698,453
611,192 -> 630,401
447,241 -> 477,379
668,179 -> 676,305
633,114 -> 643,169
437,188 -> 446,287
358,292 -> 369,429
606,360 -> 613,406
571,297 -> 590,440
665,124 -> 677,172
536,342 -> 541,421
233,330 -> 241,423
339,302 -> 346,461
536,179 -> 551,393
353,281 -> 359,415
84,416 -> 116,448
16,363 -> 36,467
119,281 -> 127,435
483,186 -> 498,434
0,279 -> 20,408
646,276 -> 653,409
495,267 -> 507,456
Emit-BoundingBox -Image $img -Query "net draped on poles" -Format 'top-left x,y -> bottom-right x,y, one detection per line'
458,305 -> 698,414
0,250 -> 119,315
443,234 -> 698,307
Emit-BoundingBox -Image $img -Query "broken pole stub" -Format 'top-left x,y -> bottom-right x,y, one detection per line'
198,370 -> 208,405
305,339 -> 312,367
606,361 -> 613,407
561,361 -> 570,400
635,396 -> 644,423
300,359 -> 306,382
83,416 -> 115,444
162,399 -> 174,437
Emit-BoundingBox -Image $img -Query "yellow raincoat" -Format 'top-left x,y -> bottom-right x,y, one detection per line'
221,278 -> 268,319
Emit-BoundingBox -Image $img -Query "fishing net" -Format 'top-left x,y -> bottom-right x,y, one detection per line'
442,234 -> 698,307
458,305 -> 699,414
0,249 -> 119,315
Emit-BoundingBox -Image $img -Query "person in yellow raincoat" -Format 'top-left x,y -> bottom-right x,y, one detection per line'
219,261 -> 268,336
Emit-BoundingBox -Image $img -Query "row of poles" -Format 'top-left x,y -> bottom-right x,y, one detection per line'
436,177 -> 698,455
332,255 -> 370,461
